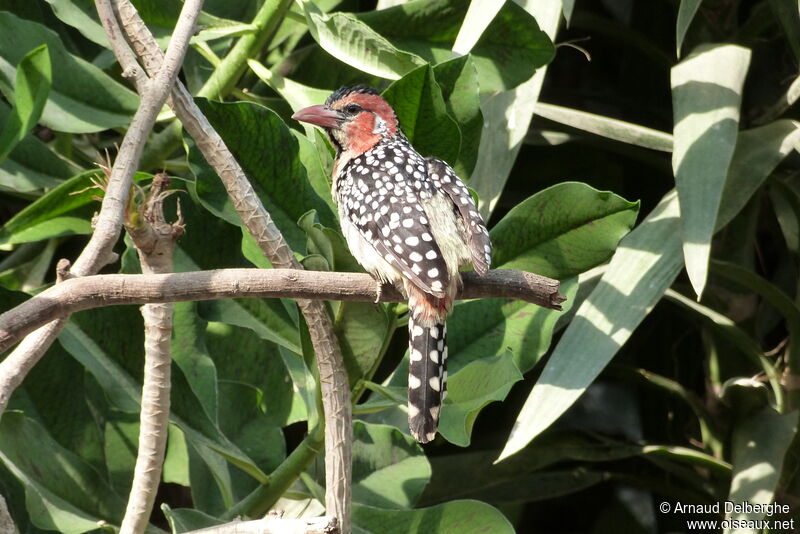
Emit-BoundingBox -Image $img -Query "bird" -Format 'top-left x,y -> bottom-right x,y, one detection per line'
292,85 -> 492,443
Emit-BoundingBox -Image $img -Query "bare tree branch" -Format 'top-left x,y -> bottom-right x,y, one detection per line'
120,175 -> 185,534
185,516 -> 338,534
0,487 -> 19,534
0,0 -> 202,417
0,269 -> 563,355
107,1 -> 354,528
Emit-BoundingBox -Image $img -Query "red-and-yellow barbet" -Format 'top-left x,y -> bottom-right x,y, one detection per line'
292,86 -> 492,443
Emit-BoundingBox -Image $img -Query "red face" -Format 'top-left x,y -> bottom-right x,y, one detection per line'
292,90 -> 399,154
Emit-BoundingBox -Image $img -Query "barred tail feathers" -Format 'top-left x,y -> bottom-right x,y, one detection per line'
407,314 -> 447,443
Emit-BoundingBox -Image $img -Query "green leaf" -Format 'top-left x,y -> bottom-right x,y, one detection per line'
490,182 -> 640,279
438,353 -> 523,447
433,56 -> 482,178
0,12 -> 138,133
351,422 -> 430,508
359,0 -> 555,93
496,121 -> 800,462
46,0 -> 255,49
0,240 -> 57,291
423,431 -> 644,506
768,0 -> 800,64
535,102 -> 673,152
676,0 -> 703,57
186,98 -> 337,252
0,170 -> 147,246
335,301 -> 391,387
163,424 -> 191,486
43,0 -> 109,47
671,44 -> 750,298
298,0 -> 426,80
353,499 -> 515,534
247,59 -> 331,114
0,101 -> 76,194
57,320 -> 266,497
769,180 -> 800,254
10,336 -> 104,471
0,412 -> 125,532
447,278 -> 577,374
563,0 -> 575,24
163,506 -> 224,532
468,1 -> 562,217
725,409 -> 798,531
172,301 -> 219,422
0,44 -> 51,162
383,64 -> 461,165
450,0 -> 503,56
103,410 -> 139,497
198,297 -> 301,355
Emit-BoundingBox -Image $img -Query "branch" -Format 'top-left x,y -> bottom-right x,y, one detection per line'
120,175 -> 184,534
0,0 -> 201,417
0,269 -> 563,355
108,2 -> 353,529
185,516 -> 338,534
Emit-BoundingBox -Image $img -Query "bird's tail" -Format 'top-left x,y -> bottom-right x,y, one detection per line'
407,314 -> 447,443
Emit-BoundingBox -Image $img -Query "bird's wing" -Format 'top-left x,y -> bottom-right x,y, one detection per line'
426,158 -> 492,275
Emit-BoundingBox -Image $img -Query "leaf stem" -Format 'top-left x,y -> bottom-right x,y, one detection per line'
197,0 -> 293,100
221,426 -> 324,520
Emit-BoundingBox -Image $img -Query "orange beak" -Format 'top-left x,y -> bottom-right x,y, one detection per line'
291,105 -> 342,128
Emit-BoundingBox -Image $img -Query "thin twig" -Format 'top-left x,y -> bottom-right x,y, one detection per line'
109,1 -> 353,529
0,269 -> 563,356
0,0 -> 201,418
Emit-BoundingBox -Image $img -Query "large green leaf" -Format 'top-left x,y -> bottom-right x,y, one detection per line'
383,64 -> 461,166
423,430 -> 643,506
469,0 -> 562,217
45,0 -> 257,48
359,0 -> 555,93
204,319 -> 301,429
438,353 -> 523,447
0,44 -> 51,162
351,422 -> 430,508
447,277 -> 577,374
171,301 -> 219,422
42,0 -> 109,47
676,0 -> 703,57
298,0 -> 426,80
433,56 -> 482,178
490,182 -> 640,279
372,347 -> 534,446
450,0 -> 503,56
0,412 -> 126,532
353,499 -> 514,534
497,120 -> 800,462
0,100 -> 76,195
725,409 -> 798,532
0,170 -> 147,246
186,98 -> 337,252
57,319 -> 266,501
0,12 -> 138,133
671,44 -> 750,297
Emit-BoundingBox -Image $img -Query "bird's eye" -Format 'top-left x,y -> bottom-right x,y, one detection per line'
344,103 -> 362,116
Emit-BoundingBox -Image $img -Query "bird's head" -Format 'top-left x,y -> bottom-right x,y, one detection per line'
292,85 -> 400,156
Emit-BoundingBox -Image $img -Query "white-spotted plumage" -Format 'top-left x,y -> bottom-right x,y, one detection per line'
292,85 -> 492,443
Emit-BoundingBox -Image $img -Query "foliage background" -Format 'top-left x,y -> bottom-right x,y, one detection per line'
0,0 -> 799,532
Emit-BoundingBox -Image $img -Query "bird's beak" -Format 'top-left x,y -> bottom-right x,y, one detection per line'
291,105 -> 342,128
